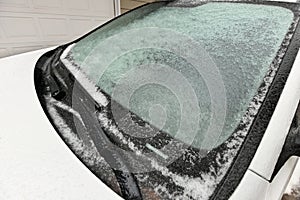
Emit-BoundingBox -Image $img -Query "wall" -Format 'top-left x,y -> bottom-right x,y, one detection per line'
0,0 -> 116,58
121,0 -> 155,14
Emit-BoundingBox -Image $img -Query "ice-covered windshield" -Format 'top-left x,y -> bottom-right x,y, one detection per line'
66,2 -> 293,149
57,1 -> 295,199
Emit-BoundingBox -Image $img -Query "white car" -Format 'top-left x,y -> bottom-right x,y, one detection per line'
1,0 -> 300,200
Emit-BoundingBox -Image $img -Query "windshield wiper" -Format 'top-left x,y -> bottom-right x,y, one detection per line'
36,47 -> 143,200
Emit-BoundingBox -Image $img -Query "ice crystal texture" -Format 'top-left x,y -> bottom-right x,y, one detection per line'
69,3 -> 293,149
59,2 -> 296,199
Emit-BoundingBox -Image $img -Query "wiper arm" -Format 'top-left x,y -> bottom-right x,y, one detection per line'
42,47 -> 67,100
40,47 -> 143,200
76,93 -> 143,200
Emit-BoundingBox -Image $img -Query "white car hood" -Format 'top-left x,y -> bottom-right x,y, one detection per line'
0,49 -> 122,200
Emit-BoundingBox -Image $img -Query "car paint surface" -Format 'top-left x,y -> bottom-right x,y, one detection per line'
249,48 -> 300,180
0,49 -> 122,200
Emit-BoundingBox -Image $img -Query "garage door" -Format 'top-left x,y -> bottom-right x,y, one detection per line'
0,0 -> 116,58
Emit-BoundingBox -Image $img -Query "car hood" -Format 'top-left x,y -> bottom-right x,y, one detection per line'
0,49 -> 122,200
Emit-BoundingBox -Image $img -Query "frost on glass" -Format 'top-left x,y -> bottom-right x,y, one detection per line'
59,2 -> 296,200
69,3 -> 293,148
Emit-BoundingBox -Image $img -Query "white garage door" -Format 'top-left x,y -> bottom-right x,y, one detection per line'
0,0 -> 117,58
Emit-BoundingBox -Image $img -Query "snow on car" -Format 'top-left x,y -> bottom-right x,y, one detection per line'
1,0 -> 300,200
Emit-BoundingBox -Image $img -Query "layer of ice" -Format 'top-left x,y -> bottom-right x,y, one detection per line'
68,2 -> 294,150
57,2 -> 298,199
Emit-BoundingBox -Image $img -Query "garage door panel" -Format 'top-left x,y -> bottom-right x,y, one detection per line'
1,17 -> 37,38
64,0 -> 89,11
0,0 -> 28,7
32,0 -> 61,9
39,18 -> 68,37
69,19 -> 94,37
0,0 -> 115,58
12,45 -> 44,55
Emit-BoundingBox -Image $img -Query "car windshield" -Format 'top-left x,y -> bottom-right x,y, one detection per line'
66,2 -> 292,149
48,1 -> 295,199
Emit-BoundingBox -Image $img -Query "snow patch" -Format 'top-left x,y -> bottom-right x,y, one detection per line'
45,96 -> 121,194
46,96 -> 104,166
48,97 -> 85,127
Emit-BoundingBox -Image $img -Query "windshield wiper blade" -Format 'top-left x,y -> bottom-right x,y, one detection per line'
43,47 -> 143,200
